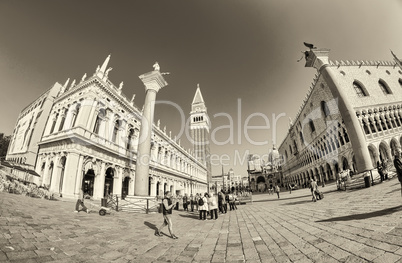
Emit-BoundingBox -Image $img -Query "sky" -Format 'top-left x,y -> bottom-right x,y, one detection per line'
1,0 -> 402,177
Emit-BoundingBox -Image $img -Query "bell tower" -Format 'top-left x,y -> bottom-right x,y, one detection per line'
190,84 -> 212,185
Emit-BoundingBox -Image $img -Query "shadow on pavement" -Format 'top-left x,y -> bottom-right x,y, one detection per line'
253,194 -> 312,203
386,188 -> 401,194
316,205 -> 402,222
178,213 -> 199,219
283,199 -> 314,206
144,221 -> 158,231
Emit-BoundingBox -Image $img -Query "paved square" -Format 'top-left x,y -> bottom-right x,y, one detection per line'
1,178 -> 401,262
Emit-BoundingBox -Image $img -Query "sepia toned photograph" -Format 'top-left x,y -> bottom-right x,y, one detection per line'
0,1 -> 401,262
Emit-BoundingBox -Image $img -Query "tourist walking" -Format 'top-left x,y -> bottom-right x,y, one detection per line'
208,193 -> 218,220
275,185 -> 280,199
393,149 -> 402,197
156,191 -> 178,239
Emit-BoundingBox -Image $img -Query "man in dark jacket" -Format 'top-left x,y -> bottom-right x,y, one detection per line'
393,149 -> 402,197
156,191 -> 178,239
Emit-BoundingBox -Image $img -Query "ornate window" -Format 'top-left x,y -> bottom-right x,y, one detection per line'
50,114 -> 58,134
71,104 -> 81,127
353,81 -> 368,97
321,101 -> 330,117
127,128 -> 134,150
309,119 -> 315,132
111,120 -> 121,143
299,132 -> 304,144
378,79 -> 392,95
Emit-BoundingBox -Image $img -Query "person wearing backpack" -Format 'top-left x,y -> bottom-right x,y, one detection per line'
198,193 -> 209,220
156,191 -> 178,239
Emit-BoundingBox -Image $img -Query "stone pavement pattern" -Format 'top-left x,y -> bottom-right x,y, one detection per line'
0,179 -> 401,263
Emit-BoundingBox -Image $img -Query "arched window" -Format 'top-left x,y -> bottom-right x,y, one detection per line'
321,101 -> 330,117
378,80 -> 392,95
58,109 -> 67,131
299,132 -> 304,144
93,109 -> 105,135
309,119 -> 315,132
50,114 -> 58,134
127,128 -> 134,150
353,81 -> 368,97
71,104 -> 81,127
112,120 -> 120,143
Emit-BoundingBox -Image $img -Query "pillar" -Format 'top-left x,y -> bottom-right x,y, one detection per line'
74,155 -> 85,196
304,48 -> 373,173
128,170 -> 135,196
134,68 -> 168,196
93,162 -> 106,199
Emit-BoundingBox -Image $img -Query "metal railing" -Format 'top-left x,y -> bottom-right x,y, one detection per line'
119,197 -> 160,214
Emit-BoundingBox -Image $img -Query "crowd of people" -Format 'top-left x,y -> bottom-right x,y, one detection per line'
0,171 -> 55,199
155,190 -> 250,239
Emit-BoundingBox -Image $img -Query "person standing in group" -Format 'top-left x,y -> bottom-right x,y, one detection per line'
189,193 -> 194,212
289,184 -> 292,194
275,185 -> 280,199
198,193 -> 209,220
393,149 -> 402,197
74,186 -> 89,213
232,192 -> 238,210
222,191 -> 228,213
183,193 -> 188,211
156,191 -> 178,239
218,190 -> 227,214
208,193 -> 218,220
195,193 -> 200,211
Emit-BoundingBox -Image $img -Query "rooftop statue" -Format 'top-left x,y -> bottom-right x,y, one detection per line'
153,62 -> 160,71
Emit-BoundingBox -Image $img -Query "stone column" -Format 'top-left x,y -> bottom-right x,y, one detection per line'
128,170 -> 135,196
113,166 -> 123,197
74,155 -> 85,196
49,155 -> 61,192
134,69 -> 168,196
304,48 -> 373,173
86,99 -> 98,131
93,162 -> 106,199
42,155 -> 50,187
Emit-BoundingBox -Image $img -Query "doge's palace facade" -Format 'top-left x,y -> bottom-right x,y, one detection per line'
6,56 -> 208,199
279,47 -> 402,187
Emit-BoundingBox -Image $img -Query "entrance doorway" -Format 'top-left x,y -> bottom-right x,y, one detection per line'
83,169 -> 95,196
122,177 -> 129,199
104,167 -> 114,197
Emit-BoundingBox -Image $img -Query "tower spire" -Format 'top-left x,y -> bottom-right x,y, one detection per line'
192,84 -> 205,105
99,54 -> 111,74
